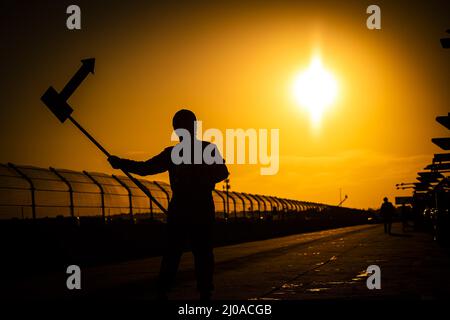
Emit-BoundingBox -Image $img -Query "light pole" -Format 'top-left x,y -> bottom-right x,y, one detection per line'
337,194 -> 348,207
223,178 -> 230,218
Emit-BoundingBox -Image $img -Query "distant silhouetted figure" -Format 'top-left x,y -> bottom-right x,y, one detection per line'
380,197 -> 395,235
108,109 -> 229,300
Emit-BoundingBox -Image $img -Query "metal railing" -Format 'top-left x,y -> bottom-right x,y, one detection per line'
0,163 -> 338,222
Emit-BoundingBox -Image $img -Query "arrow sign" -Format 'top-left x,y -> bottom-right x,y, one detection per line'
425,162 -> 450,171
433,153 -> 450,163
60,58 -> 95,100
436,113 -> 450,130
41,58 -> 95,124
41,57 -> 168,216
432,137 -> 450,150
418,171 -> 444,180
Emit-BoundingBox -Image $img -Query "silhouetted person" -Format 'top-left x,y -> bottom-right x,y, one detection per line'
380,197 -> 395,234
108,109 -> 229,300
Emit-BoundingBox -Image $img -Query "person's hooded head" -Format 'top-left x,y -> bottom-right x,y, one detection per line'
172,109 -> 197,140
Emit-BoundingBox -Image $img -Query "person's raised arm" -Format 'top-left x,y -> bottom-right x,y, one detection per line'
108,147 -> 171,176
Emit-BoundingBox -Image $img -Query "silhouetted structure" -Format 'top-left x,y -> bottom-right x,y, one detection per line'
108,109 -> 229,300
0,163 -> 345,220
400,204 -> 410,232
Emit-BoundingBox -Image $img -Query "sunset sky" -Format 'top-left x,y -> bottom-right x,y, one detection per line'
1,0 -> 449,209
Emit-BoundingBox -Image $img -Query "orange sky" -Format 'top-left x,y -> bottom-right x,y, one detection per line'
1,1 -> 449,209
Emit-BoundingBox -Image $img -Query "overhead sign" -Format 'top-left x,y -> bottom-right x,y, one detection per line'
395,196 -> 413,205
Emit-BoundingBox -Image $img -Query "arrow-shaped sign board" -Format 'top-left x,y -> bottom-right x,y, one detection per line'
41,86 -> 74,123
41,58 -> 168,216
60,58 -> 95,100
436,114 -> 450,130
433,153 -> 450,163
41,58 -> 95,123
432,137 -> 450,150
425,162 -> 450,171
418,171 -> 444,180
417,176 -> 440,183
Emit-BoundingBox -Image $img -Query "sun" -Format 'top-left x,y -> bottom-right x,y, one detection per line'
292,56 -> 338,126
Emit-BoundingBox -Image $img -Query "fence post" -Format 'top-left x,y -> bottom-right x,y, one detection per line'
247,193 -> 261,219
287,198 -> 296,212
290,199 -> 298,212
129,178 -> 154,220
8,163 -> 36,220
83,171 -> 105,221
153,181 -> 170,213
50,167 -> 74,218
240,193 -> 254,219
229,193 -> 237,220
232,192 -> 246,218
149,191 -> 154,220
254,195 -> 267,218
112,175 -> 133,222
278,198 -> 288,219
213,190 -> 227,220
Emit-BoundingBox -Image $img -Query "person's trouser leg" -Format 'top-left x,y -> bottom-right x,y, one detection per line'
190,224 -> 214,299
157,223 -> 185,297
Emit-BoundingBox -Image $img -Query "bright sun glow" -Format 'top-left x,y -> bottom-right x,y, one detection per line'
293,56 -> 338,126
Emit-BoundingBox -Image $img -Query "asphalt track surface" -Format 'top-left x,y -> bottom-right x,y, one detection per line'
10,223 -> 450,300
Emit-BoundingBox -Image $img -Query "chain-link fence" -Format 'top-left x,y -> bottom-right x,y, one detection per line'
0,163 -> 334,222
